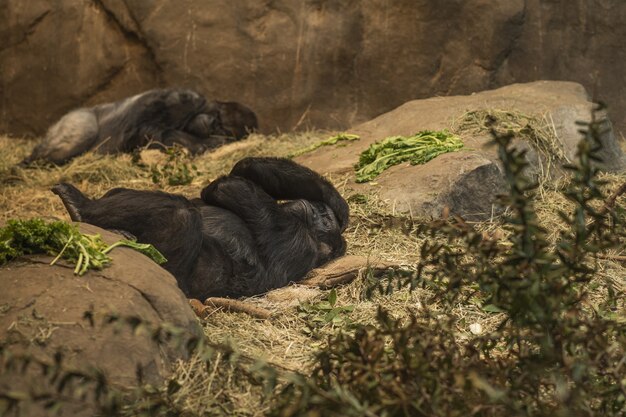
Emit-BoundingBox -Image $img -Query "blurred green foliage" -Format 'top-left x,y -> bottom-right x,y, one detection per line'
271,106 -> 626,417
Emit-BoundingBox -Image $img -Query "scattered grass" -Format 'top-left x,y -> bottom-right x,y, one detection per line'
288,133 -> 360,158
0,115 -> 625,416
454,108 -> 567,162
454,109 -> 569,187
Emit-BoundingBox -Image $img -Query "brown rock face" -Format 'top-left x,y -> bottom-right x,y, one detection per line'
296,81 -> 625,220
1,1 -> 625,137
0,224 -> 201,415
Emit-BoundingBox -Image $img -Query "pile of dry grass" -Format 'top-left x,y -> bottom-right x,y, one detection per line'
454,109 -> 571,190
454,108 -> 568,162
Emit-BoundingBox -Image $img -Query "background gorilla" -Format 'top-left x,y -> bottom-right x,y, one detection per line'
51,157 -> 349,299
21,89 -> 258,166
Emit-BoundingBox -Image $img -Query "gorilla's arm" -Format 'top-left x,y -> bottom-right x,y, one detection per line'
158,130 -> 232,154
201,176 -> 320,293
229,157 -> 350,231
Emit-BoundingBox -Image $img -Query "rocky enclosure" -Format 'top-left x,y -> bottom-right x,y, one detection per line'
296,81 -> 626,220
1,1 -> 625,137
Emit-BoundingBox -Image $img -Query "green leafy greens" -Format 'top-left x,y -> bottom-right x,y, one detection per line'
0,218 -> 167,275
289,133 -> 360,158
354,130 -> 464,182
145,145 -> 200,186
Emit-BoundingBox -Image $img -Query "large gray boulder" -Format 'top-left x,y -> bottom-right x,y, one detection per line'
0,223 -> 201,415
296,81 -> 626,220
1,1 -> 625,138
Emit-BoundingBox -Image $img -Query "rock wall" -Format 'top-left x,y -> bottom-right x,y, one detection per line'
1,1 -> 624,137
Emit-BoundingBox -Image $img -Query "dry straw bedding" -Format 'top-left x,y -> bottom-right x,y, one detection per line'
1,125 -> 625,416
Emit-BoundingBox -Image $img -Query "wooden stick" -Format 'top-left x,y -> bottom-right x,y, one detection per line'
189,299 -> 210,318
595,253 -> 626,262
599,181 -> 626,216
204,297 -> 271,320
301,272 -> 358,289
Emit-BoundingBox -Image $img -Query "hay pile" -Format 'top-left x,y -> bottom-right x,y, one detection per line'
1,127 -> 625,416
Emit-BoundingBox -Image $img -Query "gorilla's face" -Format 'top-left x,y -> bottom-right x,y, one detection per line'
282,199 -> 347,264
213,101 -> 259,139
185,113 -> 227,138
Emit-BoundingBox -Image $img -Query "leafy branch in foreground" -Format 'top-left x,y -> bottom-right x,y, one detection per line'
271,107 -> 626,416
297,289 -> 355,339
0,311 -> 272,417
354,130 -> 463,183
414,108 -> 626,413
0,219 -> 166,275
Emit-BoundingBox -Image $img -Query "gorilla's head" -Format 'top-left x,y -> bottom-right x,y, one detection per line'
211,101 -> 259,139
185,113 -> 227,138
187,101 -> 258,140
282,199 -> 347,265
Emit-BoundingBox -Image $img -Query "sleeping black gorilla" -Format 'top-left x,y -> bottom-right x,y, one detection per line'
51,157 -> 349,299
21,88 -> 258,166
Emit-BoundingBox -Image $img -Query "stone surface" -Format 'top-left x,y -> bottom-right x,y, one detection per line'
1,1 -> 625,138
0,223 -> 201,413
296,81 -> 626,220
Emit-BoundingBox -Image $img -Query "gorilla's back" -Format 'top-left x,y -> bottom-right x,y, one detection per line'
94,89 -> 208,153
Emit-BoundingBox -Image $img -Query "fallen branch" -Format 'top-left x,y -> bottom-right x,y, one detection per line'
300,255 -> 397,289
595,253 -> 626,263
204,297 -> 272,320
599,181 -> 626,216
189,299 -> 209,318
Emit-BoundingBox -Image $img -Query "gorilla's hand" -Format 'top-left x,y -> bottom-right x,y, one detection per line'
229,157 -> 349,231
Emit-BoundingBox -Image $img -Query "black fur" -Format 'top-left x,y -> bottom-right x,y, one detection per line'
52,157 -> 348,299
22,89 -> 258,165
